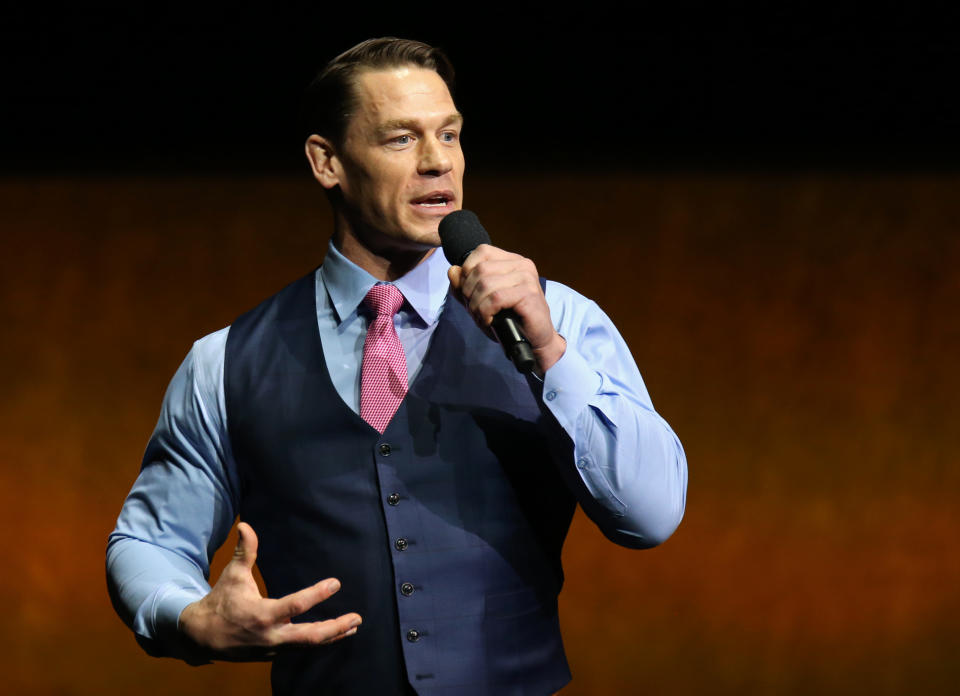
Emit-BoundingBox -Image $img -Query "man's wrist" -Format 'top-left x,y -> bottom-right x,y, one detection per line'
177,598 -> 224,663
533,332 -> 566,374
178,600 -> 207,646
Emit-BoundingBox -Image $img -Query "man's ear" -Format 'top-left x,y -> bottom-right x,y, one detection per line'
305,134 -> 342,189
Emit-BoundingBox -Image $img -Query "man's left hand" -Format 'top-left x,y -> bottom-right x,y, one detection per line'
447,244 -> 566,373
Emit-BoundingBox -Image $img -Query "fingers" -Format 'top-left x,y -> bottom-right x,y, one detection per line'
453,244 -> 561,368
460,244 -> 531,285
447,264 -> 463,291
468,279 -> 537,324
273,578 -> 343,621
233,522 -> 259,570
460,260 -> 542,327
267,578 -> 362,649
275,612 -> 364,647
232,577 -> 361,652
186,539 -> 363,659
458,247 -> 535,309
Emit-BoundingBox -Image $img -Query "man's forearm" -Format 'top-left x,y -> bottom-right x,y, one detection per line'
539,283 -> 688,548
106,533 -> 211,660
539,345 -> 687,548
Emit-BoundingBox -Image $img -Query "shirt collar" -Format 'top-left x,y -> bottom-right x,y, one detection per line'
320,240 -> 451,326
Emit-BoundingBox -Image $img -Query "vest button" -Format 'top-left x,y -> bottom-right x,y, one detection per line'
406,629 -> 420,642
400,582 -> 415,596
387,493 -> 400,506
395,537 -> 408,551
379,443 -> 392,456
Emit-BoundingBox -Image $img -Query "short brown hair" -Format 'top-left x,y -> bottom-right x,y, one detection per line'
301,37 -> 456,146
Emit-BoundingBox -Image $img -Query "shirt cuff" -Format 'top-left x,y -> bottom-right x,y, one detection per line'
540,343 -> 603,433
135,582 -> 206,653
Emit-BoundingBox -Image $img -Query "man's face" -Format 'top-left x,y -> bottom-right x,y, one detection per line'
334,65 -> 464,256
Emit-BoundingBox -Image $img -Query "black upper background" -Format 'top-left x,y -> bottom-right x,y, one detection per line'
3,4 -> 958,173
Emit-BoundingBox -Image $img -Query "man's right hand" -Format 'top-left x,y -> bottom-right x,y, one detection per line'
178,522 -> 362,661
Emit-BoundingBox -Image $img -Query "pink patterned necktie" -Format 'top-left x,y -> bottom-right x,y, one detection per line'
360,284 -> 409,433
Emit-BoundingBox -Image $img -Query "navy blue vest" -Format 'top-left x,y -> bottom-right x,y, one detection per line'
225,270 -> 576,695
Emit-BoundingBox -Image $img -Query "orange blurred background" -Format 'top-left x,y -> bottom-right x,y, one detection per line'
2,171 -> 958,694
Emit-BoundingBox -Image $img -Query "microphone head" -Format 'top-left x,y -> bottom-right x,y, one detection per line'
439,209 -> 491,265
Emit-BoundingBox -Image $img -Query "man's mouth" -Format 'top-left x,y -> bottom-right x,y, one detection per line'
412,191 -> 455,209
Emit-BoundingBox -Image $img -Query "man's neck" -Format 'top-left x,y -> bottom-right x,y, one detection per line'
334,229 -> 436,282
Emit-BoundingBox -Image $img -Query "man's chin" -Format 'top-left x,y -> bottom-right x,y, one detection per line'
400,223 -> 442,249
380,230 -> 440,258
418,231 -> 442,249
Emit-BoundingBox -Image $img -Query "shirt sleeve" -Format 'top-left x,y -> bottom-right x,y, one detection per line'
541,281 -> 688,549
106,327 -> 237,659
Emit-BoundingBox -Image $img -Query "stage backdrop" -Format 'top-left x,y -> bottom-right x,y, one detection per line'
1,172 -> 957,694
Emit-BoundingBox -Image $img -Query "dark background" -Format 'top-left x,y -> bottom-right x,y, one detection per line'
3,5 -> 959,173
2,6 -> 959,695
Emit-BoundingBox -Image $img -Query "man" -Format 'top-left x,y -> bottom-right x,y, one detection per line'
107,37 -> 687,695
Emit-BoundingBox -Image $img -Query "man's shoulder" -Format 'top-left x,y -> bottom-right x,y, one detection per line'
192,325 -> 231,359
231,268 -> 320,330
183,326 -> 230,392
182,265 -> 317,410
182,267 -> 318,387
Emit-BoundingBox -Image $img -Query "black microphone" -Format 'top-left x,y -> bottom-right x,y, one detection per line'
439,210 -> 537,374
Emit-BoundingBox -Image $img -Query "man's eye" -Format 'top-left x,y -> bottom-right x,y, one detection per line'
440,131 -> 458,142
392,135 -> 412,145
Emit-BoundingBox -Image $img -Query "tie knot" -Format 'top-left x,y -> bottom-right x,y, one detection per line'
363,283 -> 404,317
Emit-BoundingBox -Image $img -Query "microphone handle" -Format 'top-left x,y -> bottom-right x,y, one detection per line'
491,310 -> 537,374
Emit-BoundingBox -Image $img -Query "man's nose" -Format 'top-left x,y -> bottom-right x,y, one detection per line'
417,136 -> 453,176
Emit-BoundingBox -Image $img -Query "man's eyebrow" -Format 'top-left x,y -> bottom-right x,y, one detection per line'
377,113 -> 464,133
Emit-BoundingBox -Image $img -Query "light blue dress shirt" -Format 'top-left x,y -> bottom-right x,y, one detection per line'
107,240 -> 688,652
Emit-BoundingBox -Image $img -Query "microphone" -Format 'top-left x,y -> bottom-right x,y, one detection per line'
439,210 -> 537,374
